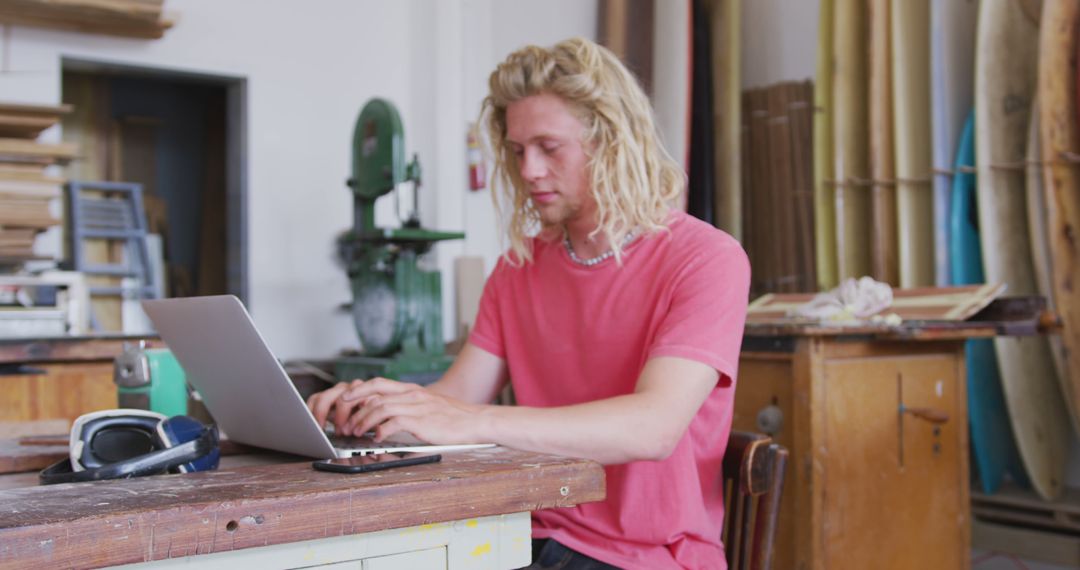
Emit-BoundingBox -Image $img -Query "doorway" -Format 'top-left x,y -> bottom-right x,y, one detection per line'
60,59 -> 247,330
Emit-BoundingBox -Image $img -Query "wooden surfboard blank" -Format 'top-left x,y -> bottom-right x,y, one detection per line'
709,0 -> 741,241
741,93 -> 757,293
741,82 -> 817,295
952,111 -> 1030,495
744,89 -> 771,294
1029,100 -> 1080,435
768,86 -> 797,292
1039,0 -> 1080,437
892,0 -> 934,288
814,0 -> 837,290
976,0 -> 1068,501
869,0 -> 898,286
789,81 -> 817,293
832,0 -> 871,281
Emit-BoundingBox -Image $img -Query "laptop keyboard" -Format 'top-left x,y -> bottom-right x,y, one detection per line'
328,433 -> 409,450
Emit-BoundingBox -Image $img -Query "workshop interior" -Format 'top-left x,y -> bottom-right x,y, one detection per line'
0,0 -> 1078,569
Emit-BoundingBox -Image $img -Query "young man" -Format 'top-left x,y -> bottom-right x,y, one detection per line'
308,37 -> 750,569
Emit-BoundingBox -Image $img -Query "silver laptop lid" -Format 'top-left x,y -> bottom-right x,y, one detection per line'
142,296 -> 338,459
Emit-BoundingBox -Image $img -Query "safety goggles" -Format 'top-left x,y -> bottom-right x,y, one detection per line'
40,409 -> 220,485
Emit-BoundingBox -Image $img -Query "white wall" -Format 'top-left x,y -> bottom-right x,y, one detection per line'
423,0 -> 599,347
652,0 -> 690,169
741,0 -> 819,88
0,0 -> 596,360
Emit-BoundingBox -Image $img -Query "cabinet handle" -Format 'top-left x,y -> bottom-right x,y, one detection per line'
901,406 -> 950,425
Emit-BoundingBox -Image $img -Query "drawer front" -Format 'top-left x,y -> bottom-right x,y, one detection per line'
362,547 -> 446,570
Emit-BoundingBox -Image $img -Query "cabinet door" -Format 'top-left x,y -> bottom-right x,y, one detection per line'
821,354 -> 965,570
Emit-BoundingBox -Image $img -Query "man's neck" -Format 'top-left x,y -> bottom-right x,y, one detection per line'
564,220 -> 611,260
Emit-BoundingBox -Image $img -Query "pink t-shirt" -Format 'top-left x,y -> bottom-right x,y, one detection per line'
469,211 -> 750,569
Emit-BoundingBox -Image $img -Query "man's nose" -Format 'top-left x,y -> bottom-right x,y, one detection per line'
519,148 -> 546,182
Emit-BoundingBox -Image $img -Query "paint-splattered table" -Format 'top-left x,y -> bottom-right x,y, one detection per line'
0,445 -> 605,569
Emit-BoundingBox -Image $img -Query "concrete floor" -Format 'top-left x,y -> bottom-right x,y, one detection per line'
973,550 -> 1077,569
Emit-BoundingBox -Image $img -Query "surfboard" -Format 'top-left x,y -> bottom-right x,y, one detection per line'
1038,0 -> 1080,437
869,0 -> 898,286
892,0 -> 934,288
975,0 -> 1068,500
832,0 -> 871,281
950,112 -> 1030,495
1028,99 -> 1080,435
710,0 -> 741,242
814,0 -> 837,290
931,0 -> 978,287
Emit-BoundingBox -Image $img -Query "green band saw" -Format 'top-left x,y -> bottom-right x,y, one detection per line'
334,99 -> 464,384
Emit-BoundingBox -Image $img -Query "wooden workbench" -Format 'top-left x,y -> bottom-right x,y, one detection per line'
0,444 -> 605,569
734,299 -> 1055,570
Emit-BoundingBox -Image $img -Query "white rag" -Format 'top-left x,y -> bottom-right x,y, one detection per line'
788,276 -> 901,325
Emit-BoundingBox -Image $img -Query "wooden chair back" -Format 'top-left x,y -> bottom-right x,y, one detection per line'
722,430 -> 789,570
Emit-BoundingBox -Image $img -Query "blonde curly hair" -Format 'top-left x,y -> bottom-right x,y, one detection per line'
481,37 -> 684,265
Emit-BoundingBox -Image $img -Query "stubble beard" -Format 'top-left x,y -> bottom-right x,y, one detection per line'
536,200 -> 581,228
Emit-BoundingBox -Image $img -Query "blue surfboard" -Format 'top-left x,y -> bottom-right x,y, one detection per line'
949,111 -> 1030,493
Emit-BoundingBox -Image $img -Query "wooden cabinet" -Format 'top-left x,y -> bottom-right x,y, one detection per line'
0,362 -> 116,423
0,336 -> 156,428
735,335 -> 969,570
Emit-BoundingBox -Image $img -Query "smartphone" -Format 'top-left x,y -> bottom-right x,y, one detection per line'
312,452 -> 442,474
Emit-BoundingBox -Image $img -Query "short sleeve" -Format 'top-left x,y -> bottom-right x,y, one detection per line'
468,258 -> 508,358
647,242 -> 751,385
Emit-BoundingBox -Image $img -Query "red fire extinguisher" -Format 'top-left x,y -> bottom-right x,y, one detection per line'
467,123 -> 486,191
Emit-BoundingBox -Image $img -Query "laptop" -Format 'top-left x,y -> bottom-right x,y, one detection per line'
142,295 -> 494,458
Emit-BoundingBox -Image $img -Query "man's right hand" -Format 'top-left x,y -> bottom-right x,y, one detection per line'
305,342 -> 508,435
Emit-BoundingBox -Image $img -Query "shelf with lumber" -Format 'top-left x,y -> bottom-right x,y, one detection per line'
0,103 -> 72,140
0,186 -> 62,234
0,139 -> 76,166
0,181 -> 61,259
0,165 -> 64,185
0,219 -> 58,231
0,0 -> 173,39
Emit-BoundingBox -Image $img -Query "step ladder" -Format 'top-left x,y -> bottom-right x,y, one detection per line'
65,180 -> 158,300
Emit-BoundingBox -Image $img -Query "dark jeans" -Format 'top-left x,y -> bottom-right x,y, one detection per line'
519,538 -> 622,569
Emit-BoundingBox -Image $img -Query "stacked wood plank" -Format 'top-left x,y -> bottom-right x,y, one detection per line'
0,103 -> 74,264
0,0 -> 173,39
742,81 -> 816,297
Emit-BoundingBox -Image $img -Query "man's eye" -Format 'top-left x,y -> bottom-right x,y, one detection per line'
541,143 -> 560,154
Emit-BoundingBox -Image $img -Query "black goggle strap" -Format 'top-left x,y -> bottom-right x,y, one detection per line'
41,425 -> 219,485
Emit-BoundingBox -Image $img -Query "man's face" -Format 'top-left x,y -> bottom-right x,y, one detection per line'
505,93 -> 595,228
